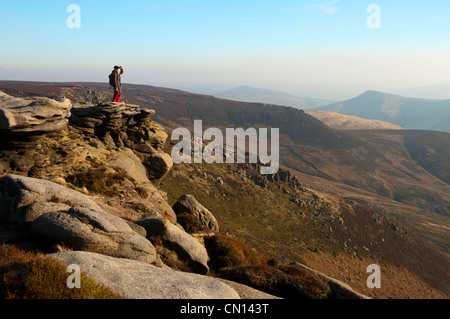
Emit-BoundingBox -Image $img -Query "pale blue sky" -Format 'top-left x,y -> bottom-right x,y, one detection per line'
1,1 -> 450,99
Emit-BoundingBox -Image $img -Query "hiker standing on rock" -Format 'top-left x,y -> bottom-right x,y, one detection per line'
109,66 -> 124,102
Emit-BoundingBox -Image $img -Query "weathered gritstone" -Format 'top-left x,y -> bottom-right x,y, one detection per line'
52,251 -> 240,299
0,91 -> 72,134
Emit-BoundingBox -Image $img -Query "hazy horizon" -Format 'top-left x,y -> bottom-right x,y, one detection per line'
2,1 -> 450,100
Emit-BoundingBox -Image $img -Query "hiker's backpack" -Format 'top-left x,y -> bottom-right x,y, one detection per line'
109,73 -> 115,87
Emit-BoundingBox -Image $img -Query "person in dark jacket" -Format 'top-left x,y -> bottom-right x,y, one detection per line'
111,66 -> 124,102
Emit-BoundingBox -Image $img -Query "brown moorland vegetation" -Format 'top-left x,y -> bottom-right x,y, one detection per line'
0,244 -> 121,299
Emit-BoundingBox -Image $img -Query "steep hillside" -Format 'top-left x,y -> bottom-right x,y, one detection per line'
159,159 -> 450,299
403,130 -> 450,185
314,90 -> 450,133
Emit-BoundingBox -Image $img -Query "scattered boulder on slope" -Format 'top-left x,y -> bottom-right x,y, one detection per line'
143,152 -> 174,180
172,194 -> 219,233
137,216 -> 210,274
108,147 -> 150,185
51,251 -> 240,299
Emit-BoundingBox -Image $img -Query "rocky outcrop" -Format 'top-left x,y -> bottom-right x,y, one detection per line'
0,91 -> 71,134
137,213 -> 210,274
32,207 -> 158,264
125,109 -> 173,181
0,174 -> 103,225
51,251 -> 240,299
0,174 -> 158,264
0,174 -> 208,273
70,101 -> 173,181
0,92 -> 176,221
173,194 -> 219,232
70,102 -> 148,136
0,91 -> 173,182
106,148 -> 177,223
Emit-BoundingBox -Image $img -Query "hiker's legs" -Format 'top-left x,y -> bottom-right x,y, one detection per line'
113,92 -> 121,102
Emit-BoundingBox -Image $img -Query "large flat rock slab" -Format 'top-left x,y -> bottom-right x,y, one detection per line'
52,251 -> 240,299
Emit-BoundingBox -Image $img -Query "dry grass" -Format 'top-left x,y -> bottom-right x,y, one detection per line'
204,233 -> 272,271
177,212 -> 209,234
218,264 -> 331,299
301,251 -> 449,299
204,233 -> 330,299
0,244 -> 121,299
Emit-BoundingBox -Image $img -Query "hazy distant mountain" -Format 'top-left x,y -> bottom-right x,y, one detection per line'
390,84 -> 450,100
314,90 -> 450,133
306,111 -> 404,130
214,85 -> 332,110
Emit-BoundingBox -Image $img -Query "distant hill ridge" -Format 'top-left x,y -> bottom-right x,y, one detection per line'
214,85 -> 332,110
314,90 -> 450,133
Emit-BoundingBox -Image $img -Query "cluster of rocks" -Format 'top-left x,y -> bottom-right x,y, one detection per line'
70,101 -> 173,181
0,91 -> 245,298
0,174 -> 207,266
0,91 -> 172,181
245,164 -> 304,191
0,173 -> 245,298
